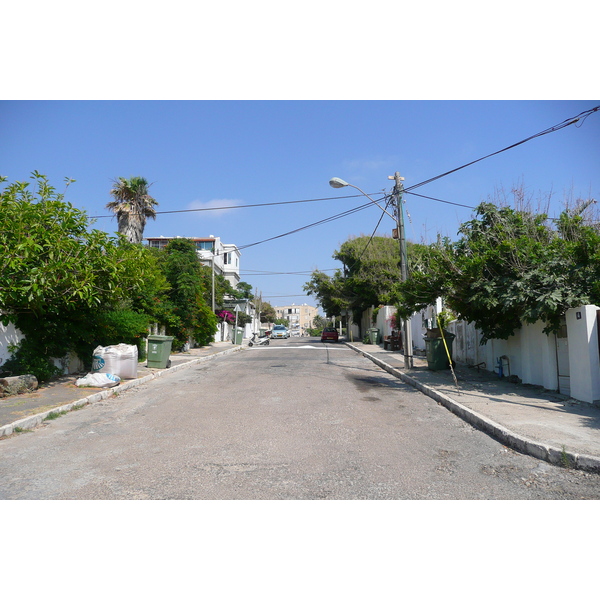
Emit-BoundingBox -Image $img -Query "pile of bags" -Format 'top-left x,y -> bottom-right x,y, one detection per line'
76,344 -> 138,388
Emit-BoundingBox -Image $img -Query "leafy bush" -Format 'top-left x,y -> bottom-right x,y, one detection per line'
2,341 -> 62,382
95,309 -> 151,360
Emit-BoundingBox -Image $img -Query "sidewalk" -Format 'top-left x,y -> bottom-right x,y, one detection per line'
346,341 -> 600,472
0,341 -> 242,439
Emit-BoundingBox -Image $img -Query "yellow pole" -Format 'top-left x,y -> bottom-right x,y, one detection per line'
437,315 -> 460,392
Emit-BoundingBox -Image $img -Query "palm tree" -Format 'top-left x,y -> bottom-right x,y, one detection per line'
106,176 -> 158,243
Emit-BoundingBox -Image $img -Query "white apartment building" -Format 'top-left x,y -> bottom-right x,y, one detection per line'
145,235 -> 241,287
274,303 -> 318,335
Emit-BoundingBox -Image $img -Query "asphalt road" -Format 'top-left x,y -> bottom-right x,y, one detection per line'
1,337 -> 599,499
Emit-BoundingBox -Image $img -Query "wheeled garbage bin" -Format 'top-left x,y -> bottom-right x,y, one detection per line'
233,328 -> 244,345
424,331 -> 455,370
147,335 -> 174,368
368,328 -> 380,345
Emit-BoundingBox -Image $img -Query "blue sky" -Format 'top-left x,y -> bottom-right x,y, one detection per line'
3,2 -> 599,582
2,100 -> 599,308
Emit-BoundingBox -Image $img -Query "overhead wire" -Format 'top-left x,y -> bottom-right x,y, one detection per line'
404,104 -> 600,193
89,104 -> 599,224
88,103 -> 599,283
89,192 -> 372,219
236,196 -> 386,250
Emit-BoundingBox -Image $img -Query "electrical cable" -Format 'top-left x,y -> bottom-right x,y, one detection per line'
236,196 -> 385,250
90,105 -> 599,221
404,190 -> 475,209
89,192 -> 373,219
404,105 -> 600,193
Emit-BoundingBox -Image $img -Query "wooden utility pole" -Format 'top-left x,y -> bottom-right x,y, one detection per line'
390,172 -> 413,369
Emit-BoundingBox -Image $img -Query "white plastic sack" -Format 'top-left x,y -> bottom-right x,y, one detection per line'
92,344 -> 138,379
75,372 -> 121,388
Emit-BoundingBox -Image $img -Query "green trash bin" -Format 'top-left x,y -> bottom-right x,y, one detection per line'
424,331 -> 455,370
233,328 -> 244,345
147,335 -> 174,369
368,328 -> 380,345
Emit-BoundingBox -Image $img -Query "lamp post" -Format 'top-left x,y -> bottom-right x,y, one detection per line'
329,176 -> 413,369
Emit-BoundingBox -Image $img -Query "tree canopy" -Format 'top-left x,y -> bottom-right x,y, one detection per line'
304,235 -> 423,321
396,201 -> 600,341
0,173 -> 167,380
154,238 -> 218,349
0,173 -> 155,319
106,176 -> 158,244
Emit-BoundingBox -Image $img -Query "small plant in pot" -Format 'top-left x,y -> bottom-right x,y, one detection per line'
427,309 -> 455,338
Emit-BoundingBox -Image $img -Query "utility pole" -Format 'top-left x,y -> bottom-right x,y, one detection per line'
389,172 -> 413,369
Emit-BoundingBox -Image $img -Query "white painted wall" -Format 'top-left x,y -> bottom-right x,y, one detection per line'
0,321 -> 24,368
0,321 -> 84,375
365,302 -> 600,404
566,305 -> 600,404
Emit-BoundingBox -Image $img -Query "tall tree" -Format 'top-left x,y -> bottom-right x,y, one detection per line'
106,176 -> 158,243
156,238 -> 218,349
305,236 -> 424,321
0,172 -> 165,380
396,201 -> 600,342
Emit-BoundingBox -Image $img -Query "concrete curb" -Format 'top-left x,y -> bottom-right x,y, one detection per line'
0,345 -> 242,439
345,342 -> 600,474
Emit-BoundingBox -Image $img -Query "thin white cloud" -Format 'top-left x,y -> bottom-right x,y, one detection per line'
186,198 -> 243,217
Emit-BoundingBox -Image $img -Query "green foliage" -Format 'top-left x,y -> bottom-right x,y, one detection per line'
397,202 -> 600,342
235,312 -> 253,327
305,236 -> 423,323
236,282 -> 254,300
3,340 -> 62,381
312,315 -> 328,330
94,309 -> 152,360
106,176 -> 158,244
0,173 -> 164,381
259,301 -> 277,323
156,238 -> 218,349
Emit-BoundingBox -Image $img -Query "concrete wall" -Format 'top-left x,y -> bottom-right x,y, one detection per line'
566,305 -> 600,404
364,302 -> 600,404
0,321 -> 85,375
0,321 -> 24,368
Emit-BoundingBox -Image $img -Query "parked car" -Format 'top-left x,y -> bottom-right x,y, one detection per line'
271,325 -> 290,339
321,327 -> 339,342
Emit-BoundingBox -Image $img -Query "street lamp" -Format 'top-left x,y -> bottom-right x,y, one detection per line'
329,178 -> 396,220
329,175 -> 413,369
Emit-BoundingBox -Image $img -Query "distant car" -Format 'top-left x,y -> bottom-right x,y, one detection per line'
291,330 -> 300,337
321,327 -> 339,342
271,325 -> 289,339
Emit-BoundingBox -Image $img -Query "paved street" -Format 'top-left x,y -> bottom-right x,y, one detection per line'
1,338 -> 599,499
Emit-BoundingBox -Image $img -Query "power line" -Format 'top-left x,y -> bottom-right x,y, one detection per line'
404,104 -> 600,193
236,197 -> 384,250
89,192 -> 373,219
404,190 -> 475,209
90,104 -> 599,255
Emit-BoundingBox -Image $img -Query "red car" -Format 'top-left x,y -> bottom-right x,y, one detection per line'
321,327 -> 339,342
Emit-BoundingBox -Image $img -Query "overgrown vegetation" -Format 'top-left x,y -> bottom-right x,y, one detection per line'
0,173 -> 243,381
305,191 -> 600,345
151,238 -> 218,350
304,235 -> 422,325
396,200 -> 600,342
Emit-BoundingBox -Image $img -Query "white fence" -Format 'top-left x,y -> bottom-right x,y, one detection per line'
364,303 -> 600,405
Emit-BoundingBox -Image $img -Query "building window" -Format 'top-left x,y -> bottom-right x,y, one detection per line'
195,241 -> 215,252
148,240 -> 169,249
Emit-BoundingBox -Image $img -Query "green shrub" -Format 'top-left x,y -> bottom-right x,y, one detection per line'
2,342 -> 62,382
95,309 -> 151,360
